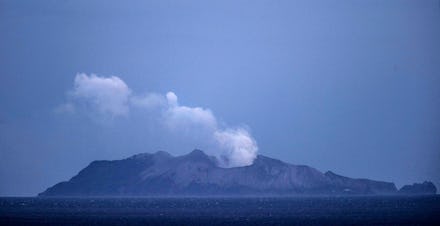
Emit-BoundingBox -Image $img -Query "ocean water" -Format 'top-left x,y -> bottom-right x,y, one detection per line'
1,196 -> 439,225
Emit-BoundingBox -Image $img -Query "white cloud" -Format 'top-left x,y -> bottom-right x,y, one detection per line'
71,73 -> 131,117
166,92 -> 178,107
130,93 -> 166,109
164,92 -> 217,131
214,128 -> 258,167
60,73 -> 259,167
160,92 -> 257,167
165,105 -> 217,131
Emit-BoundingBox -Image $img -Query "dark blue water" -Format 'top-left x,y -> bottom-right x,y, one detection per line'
1,196 -> 439,225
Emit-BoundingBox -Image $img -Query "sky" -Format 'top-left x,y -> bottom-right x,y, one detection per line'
0,0 -> 439,196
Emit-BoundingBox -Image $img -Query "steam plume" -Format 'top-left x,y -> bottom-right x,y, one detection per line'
59,73 -> 258,167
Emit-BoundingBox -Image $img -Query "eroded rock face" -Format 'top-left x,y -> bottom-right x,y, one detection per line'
324,171 -> 397,195
39,150 -> 432,197
399,181 -> 437,195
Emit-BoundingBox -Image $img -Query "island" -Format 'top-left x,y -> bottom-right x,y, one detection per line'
39,150 -> 437,196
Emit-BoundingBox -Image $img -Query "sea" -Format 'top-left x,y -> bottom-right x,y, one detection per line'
0,196 -> 439,225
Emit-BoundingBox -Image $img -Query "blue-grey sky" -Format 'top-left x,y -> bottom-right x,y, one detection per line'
0,0 -> 439,196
